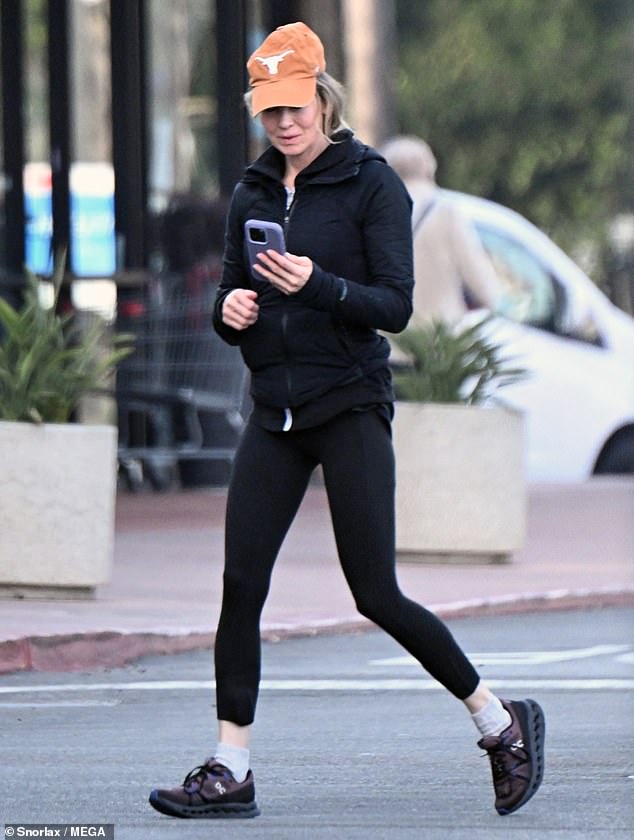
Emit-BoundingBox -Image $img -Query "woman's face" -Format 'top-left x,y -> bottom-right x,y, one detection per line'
259,97 -> 327,163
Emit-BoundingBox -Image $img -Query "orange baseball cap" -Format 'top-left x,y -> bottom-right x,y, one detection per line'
247,22 -> 326,116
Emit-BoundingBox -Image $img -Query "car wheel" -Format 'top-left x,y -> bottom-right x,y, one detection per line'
594,429 -> 634,475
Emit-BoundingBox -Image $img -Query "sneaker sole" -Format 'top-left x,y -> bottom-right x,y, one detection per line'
497,698 -> 545,815
148,790 -> 260,819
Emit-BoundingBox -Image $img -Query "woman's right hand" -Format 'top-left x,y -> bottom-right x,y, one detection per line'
222,288 -> 259,330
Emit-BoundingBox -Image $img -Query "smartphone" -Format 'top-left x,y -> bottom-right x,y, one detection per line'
244,220 -> 286,273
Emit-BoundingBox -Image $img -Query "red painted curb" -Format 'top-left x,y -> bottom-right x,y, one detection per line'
1,590 -> 632,676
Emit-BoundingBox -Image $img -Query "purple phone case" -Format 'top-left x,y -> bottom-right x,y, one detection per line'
245,220 -> 286,271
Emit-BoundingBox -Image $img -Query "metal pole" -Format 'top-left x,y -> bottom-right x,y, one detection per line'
0,0 -> 26,297
264,1 -> 302,31
110,0 -> 148,270
47,0 -> 72,271
216,0 -> 249,197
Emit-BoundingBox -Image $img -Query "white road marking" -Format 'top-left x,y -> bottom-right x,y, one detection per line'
371,645 -> 632,667
0,700 -> 119,708
0,678 -> 633,695
0,647 -> 631,697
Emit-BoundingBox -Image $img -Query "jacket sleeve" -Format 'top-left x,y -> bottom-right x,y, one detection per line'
292,165 -> 414,333
212,187 -> 250,345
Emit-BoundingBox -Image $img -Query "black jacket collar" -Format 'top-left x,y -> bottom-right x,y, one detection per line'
242,130 -> 385,188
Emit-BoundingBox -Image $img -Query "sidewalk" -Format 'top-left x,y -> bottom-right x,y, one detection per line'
1,478 -> 632,674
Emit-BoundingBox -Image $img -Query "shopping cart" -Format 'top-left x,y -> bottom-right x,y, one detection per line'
116,273 -> 249,490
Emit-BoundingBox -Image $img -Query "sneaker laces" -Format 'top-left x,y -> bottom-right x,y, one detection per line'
480,736 -> 529,785
182,759 -> 230,792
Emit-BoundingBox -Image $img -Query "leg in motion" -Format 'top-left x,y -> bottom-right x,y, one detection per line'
149,422 -> 315,818
321,410 -> 480,698
321,409 -> 545,815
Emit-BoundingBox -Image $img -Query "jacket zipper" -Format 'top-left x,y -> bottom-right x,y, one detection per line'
280,311 -> 293,430
283,189 -> 297,233
281,189 -> 296,429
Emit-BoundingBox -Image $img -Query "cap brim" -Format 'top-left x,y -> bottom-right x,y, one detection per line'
250,77 -> 316,116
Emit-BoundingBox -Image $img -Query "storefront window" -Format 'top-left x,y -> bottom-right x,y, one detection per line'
23,0 -> 116,279
24,0 -> 50,274
148,0 -> 217,211
147,0 -> 226,279
69,0 -> 115,277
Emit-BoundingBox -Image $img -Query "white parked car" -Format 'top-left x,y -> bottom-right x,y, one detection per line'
447,190 -> 634,482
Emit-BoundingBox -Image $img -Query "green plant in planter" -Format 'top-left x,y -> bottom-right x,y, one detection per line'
0,257 -> 133,423
393,316 -> 527,405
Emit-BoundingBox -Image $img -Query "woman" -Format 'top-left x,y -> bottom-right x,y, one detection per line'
149,22 -> 545,821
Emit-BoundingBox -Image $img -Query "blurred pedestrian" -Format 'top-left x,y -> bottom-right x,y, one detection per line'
149,22 -> 545,821
381,134 -> 501,324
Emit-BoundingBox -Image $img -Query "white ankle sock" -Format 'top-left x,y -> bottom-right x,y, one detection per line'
214,742 -> 250,783
471,696 -> 512,737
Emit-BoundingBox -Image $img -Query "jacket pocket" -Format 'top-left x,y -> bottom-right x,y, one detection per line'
286,309 -> 357,368
238,312 -> 284,372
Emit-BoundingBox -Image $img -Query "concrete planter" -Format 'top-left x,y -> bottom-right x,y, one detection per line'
394,402 -> 526,563
0,421 -> 118,598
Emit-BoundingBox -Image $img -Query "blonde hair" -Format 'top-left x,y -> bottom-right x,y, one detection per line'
244,72 -> 350,141
316,72 -> 350,138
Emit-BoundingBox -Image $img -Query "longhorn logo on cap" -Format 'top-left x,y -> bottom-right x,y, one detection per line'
255,49 -> 294,75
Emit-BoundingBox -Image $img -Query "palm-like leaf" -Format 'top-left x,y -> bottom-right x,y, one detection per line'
0,255 -> 134,423
393,316 -> 527,405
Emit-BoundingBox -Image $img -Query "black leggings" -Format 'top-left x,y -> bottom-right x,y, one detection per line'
214,409 -> 480,725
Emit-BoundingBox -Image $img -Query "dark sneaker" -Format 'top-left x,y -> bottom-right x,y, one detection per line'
149,758 -> 260,819
478,698 -> 545,815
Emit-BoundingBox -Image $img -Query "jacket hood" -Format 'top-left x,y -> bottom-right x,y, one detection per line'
243,130 -> 386,188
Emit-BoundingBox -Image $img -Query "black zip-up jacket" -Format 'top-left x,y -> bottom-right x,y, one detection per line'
213,130 -> 414,430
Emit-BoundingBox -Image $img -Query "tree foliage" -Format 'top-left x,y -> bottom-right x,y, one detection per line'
394,0 -> 634,253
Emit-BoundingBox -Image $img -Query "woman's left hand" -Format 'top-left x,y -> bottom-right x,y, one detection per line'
253,250 -> 313,295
